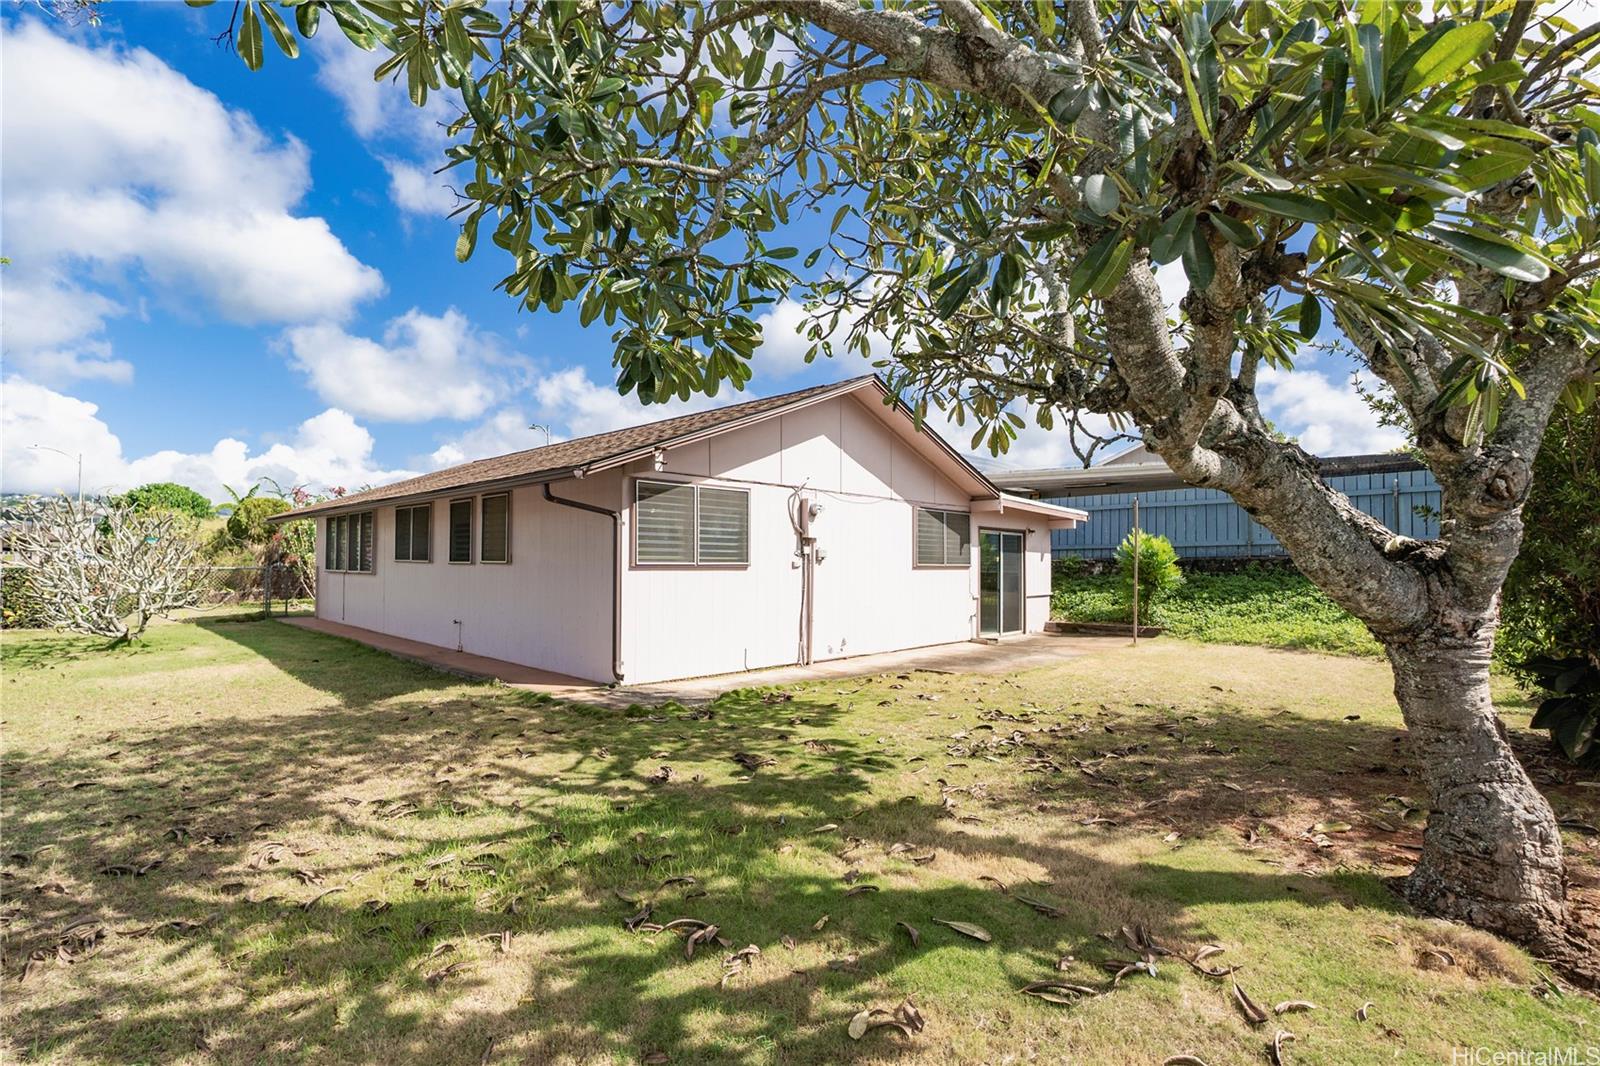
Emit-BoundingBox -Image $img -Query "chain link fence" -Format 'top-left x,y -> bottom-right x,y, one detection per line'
197,563 -> 314,616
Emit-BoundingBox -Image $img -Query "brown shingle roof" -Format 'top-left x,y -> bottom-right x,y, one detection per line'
273,375 -> 884,520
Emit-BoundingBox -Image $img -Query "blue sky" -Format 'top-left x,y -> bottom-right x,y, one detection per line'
0,4 -> 1402,502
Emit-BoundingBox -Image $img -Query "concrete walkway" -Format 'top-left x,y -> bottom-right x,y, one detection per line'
278,616 -> 1112,706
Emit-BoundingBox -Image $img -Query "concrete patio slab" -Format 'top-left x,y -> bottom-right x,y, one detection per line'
277,616 -> 1116,706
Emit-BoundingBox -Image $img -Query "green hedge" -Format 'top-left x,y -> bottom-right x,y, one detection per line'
1051,566 -> 1380,657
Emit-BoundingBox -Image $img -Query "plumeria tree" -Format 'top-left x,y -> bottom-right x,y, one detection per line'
220,0 -> 1600,963
12,496 -> 208,643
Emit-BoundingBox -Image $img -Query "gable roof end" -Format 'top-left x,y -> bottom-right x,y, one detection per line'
270,374 -> 1004,521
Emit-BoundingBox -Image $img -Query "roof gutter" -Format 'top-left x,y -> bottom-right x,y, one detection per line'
542,481 -> 624,684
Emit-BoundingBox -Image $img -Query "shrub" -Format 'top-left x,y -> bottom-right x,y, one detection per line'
225,496 -> 291,546
113,482 -> 216,520
1,565 -> 47,629
1115,529 -> 1182,625
1497,403 -> 1600,763
1051,554 -> 1086,582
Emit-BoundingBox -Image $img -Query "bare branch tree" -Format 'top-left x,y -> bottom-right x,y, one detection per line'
11,496 -> 208,643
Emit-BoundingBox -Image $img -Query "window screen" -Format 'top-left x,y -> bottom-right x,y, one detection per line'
449,499 -> 473,563
481,493 -> 510,563
325,517 -> 336,570
326,512 -> 375,572
915,508 -> 971,566
395,504 -> 430,562
636,481 -> 749,565
394,507 -> 410,561
637,481 -> 696,563
697,487 -> 748,564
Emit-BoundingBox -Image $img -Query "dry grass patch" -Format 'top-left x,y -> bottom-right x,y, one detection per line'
1,621 -> 1595,1064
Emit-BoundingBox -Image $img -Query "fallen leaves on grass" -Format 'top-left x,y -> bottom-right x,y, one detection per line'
1162,1057 -> 1211,1066
1270,1030 -> 1295,1065
1183,944 -> 1236,978
847,998 -> 925,1041
424,961 -> 467,987
1103,958 -> 1158,985
932,919 -> 992,943
1232,981 -> 1271,1026
897,921 -> 920,948
1273,1000 -> 1318,1015
1018,980 -> 1099,1005
55,917 -> 107,963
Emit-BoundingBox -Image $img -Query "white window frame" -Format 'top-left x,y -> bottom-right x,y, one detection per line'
633,479 -> 750,568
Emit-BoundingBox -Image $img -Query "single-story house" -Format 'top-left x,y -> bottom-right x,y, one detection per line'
270,375 -> 1087,685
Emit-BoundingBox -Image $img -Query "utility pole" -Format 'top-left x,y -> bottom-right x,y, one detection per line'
1131,496 -> 1140,647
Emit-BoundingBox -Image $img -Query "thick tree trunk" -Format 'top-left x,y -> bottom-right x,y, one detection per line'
1385,623 -> 1569,946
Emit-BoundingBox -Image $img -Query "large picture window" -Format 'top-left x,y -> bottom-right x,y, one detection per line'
636,480 -> 748,566
395,503 -> 431,562
480,493 -> 510,564
914,507 -> 970,567
449,499 -> 473,563
325,512 -> 375,573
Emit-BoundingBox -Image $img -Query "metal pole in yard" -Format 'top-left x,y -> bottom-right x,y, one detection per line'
1131,496 -> 1140,647
264,563 -> 271,619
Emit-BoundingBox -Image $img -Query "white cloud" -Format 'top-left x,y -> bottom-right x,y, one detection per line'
313,31 -> 457,218
313,31 -> 452,149
427,407 -> 544,468
1,377 -> 417,502
383,158 -> 459,217
1256,365 -> 1407,455
750,296 -> 882,379
7,342 -> 134,386
533,366 -> 725,439
0,22 -> 383,385
427,367 -> 730,467
282,308 -> 529,423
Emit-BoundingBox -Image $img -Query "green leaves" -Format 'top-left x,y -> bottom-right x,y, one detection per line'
1083,174 -> 1121,216
1069,233 -> 1130,303
1400,22 -> 1495,94
211,0 -> 1598,452
1150,207 -> 1195,266
455,211 -> 480,264
1297,292 -> 1322,339
1320,46 -> 1348,140
1233,192 -> 1333,223
1426,225 -> 1551,282
238,1 -> 264,71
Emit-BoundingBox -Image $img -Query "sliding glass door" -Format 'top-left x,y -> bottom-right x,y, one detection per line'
979,530 -> 1024,638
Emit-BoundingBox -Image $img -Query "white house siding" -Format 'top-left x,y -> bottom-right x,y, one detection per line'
315,472 -> 617,682
617,393 -> 987,685
312,391 -> 1065,687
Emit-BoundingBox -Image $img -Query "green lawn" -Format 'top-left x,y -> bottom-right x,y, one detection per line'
2,619 -> 1595,1064
1052,567 -> 1383,656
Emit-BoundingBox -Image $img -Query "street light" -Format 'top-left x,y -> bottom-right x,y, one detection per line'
28,444 -> 82,505
528,423 -> 552,447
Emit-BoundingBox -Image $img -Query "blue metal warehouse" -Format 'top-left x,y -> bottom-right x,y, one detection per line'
990,444 -> 1440,560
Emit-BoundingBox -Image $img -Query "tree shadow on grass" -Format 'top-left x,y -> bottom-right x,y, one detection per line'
0,622 -> 1558,1064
